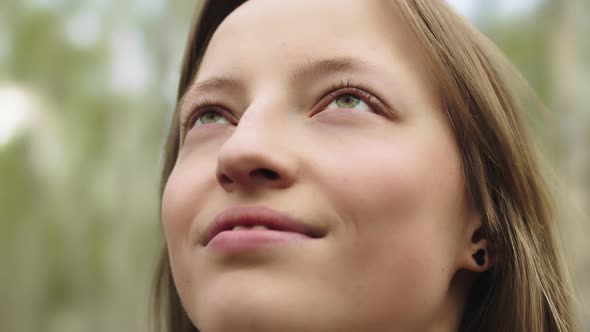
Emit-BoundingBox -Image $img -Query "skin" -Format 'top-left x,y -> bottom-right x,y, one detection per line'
161,0 -> 492,331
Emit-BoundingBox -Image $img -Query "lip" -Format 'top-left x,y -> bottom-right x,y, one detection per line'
201,206 -> 325,247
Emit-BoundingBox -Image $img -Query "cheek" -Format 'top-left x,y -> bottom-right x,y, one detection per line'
161,169 -> 188,252
343,134 -> 465,255
160,130 -> 229,247
161,155 -> 217,256
306,125 -> 466,321
315,126 -> 465,233
160,157 -> 220,319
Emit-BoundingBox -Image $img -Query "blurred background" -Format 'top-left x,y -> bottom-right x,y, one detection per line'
0,0 -> 588,331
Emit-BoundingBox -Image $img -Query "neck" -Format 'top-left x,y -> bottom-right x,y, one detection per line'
428,270 -> 474,332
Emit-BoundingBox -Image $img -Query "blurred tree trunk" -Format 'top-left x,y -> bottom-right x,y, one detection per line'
549,0 -> 589,327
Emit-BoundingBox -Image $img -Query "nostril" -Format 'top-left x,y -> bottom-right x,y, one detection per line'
250,168 -> 280,180
219,173 -> 233,185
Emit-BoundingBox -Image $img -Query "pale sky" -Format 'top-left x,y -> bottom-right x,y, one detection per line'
447,0 -> 540,18
0,86 -> 35,147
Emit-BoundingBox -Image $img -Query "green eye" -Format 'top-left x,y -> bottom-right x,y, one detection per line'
195,111 -> 230,126
335,94 -> 361,108
327,93 -> 370,112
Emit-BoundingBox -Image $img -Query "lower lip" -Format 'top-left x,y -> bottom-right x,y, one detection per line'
207,229 -> 309,253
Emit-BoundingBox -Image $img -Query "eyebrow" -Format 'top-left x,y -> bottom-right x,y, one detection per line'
290,56 -> 370,82
178,76 -> 243,111
178,57 -> 372,112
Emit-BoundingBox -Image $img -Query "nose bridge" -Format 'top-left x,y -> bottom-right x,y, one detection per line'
215,102 -> 298,191
223,98 -> 286,152
220,111 -> 280,159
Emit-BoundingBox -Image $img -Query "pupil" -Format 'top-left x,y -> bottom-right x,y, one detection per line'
339,95 -> 358,107
203,112 -> 218,122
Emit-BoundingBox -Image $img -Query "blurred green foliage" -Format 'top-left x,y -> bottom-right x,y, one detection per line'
0,1 -> 588,331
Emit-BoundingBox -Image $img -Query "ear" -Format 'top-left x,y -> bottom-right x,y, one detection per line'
457,213 -> 497,273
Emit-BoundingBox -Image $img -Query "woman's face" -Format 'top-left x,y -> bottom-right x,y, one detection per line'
162,0 -> 482,331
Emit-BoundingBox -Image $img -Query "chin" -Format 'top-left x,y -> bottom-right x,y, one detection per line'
191,281 -> 313,332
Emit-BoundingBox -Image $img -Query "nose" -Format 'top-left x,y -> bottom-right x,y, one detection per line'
215,117 -> 298,192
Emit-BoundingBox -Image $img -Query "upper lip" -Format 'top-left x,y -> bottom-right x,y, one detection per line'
201,206 -> 325,246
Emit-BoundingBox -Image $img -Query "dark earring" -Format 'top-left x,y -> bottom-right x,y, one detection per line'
473,249 -> 485,266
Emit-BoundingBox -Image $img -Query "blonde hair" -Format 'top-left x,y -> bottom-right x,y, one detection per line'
151,1 -> 577,331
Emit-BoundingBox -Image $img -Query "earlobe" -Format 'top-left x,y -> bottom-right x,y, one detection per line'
460,218 -> 496,272
461,236 -> 496,272
472,249 -> 485,266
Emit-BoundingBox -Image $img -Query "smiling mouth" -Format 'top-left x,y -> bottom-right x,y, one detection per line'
207,228 -> 314,252
201,206 -> 325,251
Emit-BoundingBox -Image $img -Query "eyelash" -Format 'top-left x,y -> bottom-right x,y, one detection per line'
314,79 -> 386,116
180,98 -> 230,131
180,80 -> 388,133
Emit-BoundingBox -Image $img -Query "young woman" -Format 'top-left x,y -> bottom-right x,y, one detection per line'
151,0 -> 578,331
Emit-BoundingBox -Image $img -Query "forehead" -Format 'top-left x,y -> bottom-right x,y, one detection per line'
198,0 -> 422,79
